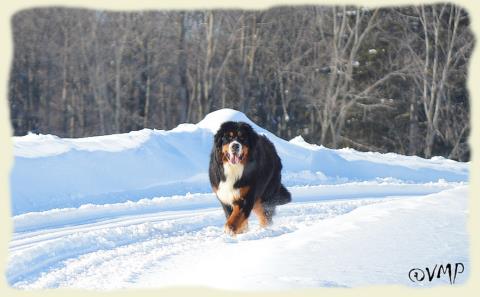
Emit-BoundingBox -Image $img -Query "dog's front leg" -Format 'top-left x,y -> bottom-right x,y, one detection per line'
224,199 -> 252,236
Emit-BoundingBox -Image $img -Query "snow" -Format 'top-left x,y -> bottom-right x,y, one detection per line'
7,108 -> 470,290
13,130 -> 154,158
137,186 -> 469,290
10,109 -> 468,215
11,180 -> 461,234
8,186 -> 469,290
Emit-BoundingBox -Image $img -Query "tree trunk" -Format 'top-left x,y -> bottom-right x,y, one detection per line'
177,12 -> 190,123
408,98 -> 419,155
424,123 -> 435,158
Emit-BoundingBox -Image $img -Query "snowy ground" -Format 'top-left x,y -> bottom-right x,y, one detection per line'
7,109 -> 469,290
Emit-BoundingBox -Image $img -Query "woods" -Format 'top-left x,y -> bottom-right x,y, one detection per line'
8,4 -> 473,161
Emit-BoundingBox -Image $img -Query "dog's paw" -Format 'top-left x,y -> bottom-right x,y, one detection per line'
224,222 -> 249,237
224,223 -> 237,237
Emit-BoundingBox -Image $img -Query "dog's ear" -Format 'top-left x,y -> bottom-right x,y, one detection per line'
212,129 -> 224,164
213,143 -> 223,164
213,130 -> 223,148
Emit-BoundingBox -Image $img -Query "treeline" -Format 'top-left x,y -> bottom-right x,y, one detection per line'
9,5 -> 473,160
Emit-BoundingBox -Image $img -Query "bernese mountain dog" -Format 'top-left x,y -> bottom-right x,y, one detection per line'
209,121 -> 291,236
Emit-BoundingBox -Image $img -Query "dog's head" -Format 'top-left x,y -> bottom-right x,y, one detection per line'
214,121 -> 257,165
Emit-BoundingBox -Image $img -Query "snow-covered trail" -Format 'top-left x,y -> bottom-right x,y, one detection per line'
7,182 -> 468,290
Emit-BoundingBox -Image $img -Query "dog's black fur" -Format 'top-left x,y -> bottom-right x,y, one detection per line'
209,121 -> 291,234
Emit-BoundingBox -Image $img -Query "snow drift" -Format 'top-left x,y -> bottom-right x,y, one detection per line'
10,109 -> 468,215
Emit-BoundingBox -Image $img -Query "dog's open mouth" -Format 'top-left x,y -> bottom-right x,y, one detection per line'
227,153 -> 243,164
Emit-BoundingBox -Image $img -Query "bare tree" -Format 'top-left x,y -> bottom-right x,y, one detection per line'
8,5 -> 473,160
403,4 -> 466,158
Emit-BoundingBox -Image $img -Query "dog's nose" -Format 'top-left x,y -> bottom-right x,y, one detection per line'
231,143 -> 240,152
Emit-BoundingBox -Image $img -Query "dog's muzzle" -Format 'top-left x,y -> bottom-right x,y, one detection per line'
228,141 -> 243,164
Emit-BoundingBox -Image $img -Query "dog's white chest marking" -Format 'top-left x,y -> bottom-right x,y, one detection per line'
217,162 -> 244,206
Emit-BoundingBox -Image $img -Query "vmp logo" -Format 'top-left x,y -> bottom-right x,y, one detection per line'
409,263 -> 465,285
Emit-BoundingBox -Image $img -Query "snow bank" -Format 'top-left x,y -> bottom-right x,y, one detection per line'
10,109 -> 469,215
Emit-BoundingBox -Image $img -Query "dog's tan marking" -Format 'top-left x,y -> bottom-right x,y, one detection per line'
225,204 -> 249,235
221,144 -> 229,162
240,145 -> 249,165
233,186 -> 250,200
253,199 -> 272,228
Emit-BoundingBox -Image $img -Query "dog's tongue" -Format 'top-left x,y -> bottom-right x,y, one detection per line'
231,155 -> 240,164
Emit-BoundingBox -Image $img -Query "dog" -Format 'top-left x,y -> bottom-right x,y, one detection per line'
209,121 -> 291,235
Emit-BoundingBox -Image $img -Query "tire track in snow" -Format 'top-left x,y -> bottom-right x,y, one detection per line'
8,197 -> 395,289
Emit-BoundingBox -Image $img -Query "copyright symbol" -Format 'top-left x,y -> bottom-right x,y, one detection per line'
409,268 -> 425,282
